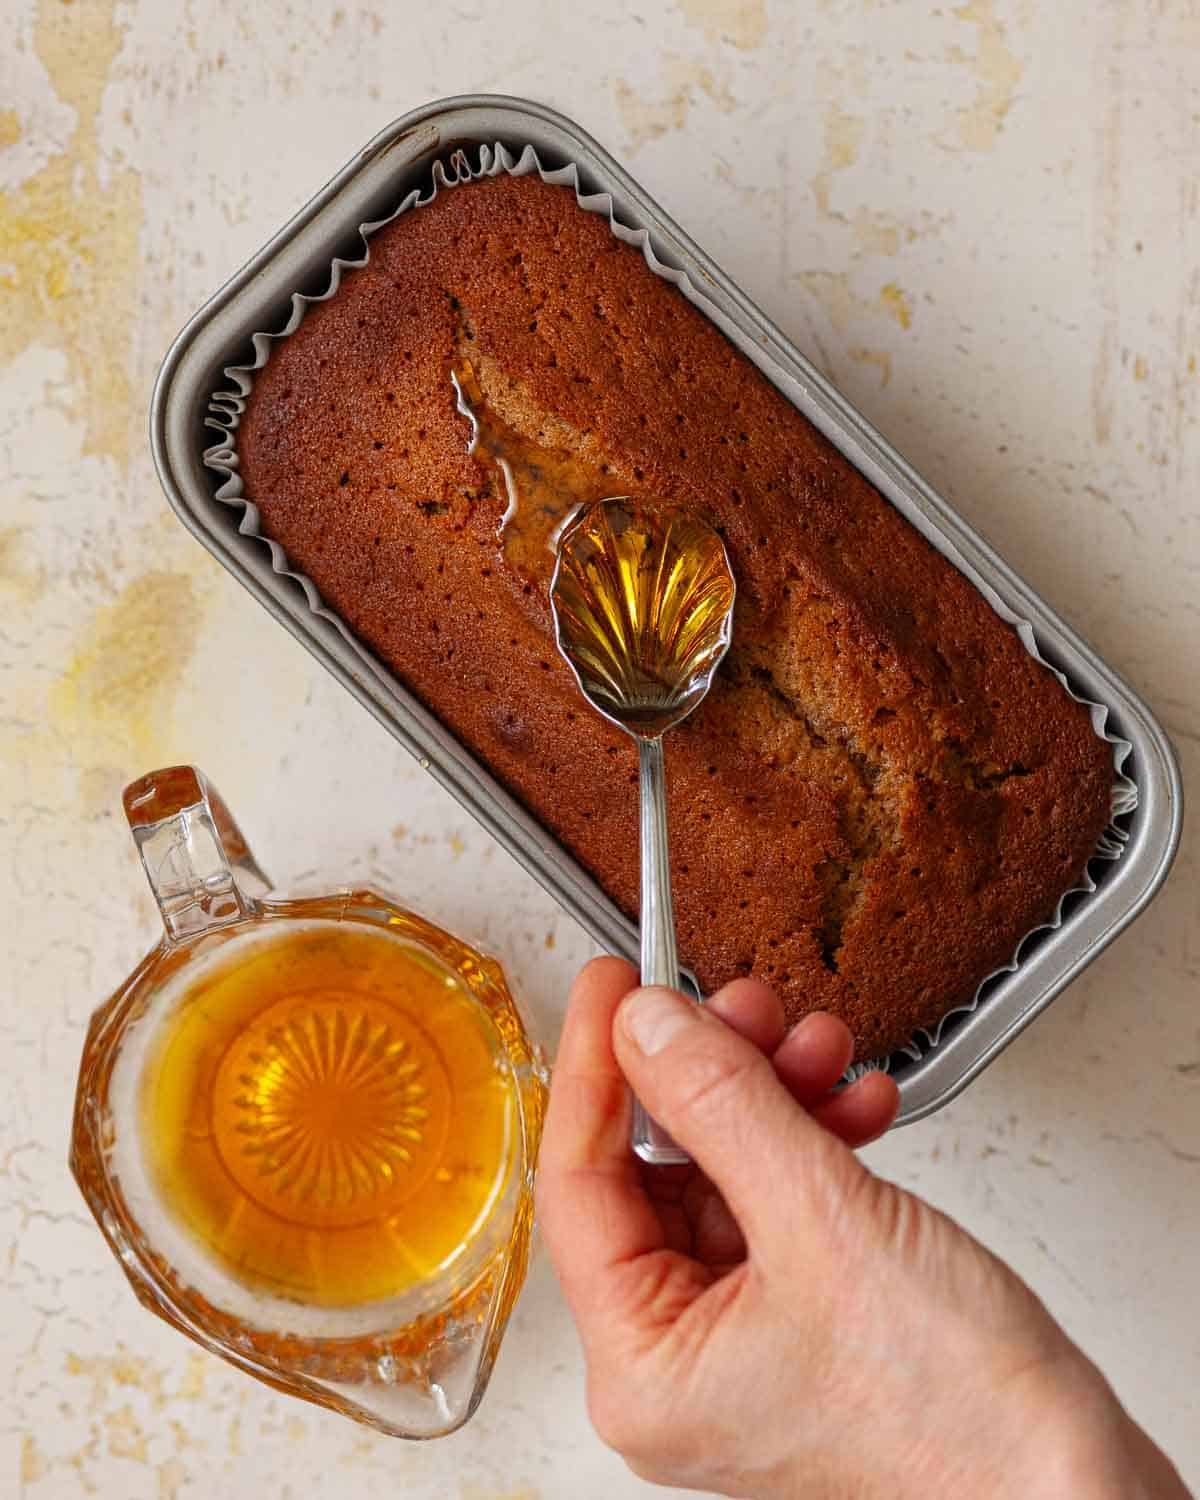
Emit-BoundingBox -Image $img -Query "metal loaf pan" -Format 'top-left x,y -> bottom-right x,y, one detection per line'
150,95 -> 1183,1124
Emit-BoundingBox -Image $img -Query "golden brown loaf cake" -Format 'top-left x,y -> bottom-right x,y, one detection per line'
236,171 -> 1113,1060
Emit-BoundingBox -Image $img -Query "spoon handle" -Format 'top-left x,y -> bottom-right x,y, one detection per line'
632,736 -> 692,1166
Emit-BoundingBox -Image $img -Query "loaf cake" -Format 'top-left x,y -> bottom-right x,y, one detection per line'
234,170 -> 1113,1060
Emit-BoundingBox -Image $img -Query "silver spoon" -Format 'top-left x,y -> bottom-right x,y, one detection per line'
550,496 -> 737,1165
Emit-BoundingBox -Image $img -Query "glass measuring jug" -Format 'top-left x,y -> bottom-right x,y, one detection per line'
70,766 -> 545,1439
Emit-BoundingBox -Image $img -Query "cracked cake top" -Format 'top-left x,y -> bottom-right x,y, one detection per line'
235,171 -> 1113,1060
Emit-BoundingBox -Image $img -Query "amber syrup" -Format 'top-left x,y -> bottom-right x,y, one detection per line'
138,920 -> 515,1308
550,497 -> 737,733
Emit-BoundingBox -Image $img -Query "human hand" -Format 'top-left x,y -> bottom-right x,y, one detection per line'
536,959 -> 1190,1500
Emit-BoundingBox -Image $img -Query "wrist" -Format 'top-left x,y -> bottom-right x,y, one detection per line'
991,1354 -> 1188,1500
886,1346 -> 1186,1500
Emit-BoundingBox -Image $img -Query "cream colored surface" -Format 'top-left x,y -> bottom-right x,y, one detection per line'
1,1 -> 1197,1496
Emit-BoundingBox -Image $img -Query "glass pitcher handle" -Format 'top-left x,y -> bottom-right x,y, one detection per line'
123,766 -> 271,944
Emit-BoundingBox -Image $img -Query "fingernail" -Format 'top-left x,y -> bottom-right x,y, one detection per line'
620,987 -> 699,1056
785,1014 -> 823,1044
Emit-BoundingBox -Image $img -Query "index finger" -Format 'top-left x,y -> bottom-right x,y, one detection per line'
535,957 -> 665,1327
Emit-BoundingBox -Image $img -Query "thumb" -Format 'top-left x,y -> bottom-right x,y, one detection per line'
613,986 -> 860,1249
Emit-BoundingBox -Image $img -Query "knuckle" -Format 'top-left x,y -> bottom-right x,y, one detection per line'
666,1032 -> 770,1129
810,1150 -> 887,1259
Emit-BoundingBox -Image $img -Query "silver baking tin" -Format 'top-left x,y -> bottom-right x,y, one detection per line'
150,95 -> 1182,1125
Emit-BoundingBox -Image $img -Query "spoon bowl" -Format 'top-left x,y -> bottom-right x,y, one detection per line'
550,497 -> 736,740
551,497 -> 736,1165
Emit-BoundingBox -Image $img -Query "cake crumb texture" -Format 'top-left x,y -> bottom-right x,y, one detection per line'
237,172 -> 1113,1060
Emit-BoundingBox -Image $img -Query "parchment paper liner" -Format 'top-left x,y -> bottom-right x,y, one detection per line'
201,143 -> 1138,1075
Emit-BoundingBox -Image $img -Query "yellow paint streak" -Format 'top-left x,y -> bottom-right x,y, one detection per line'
810,97 -> 945,257
544,930 -> 556,949
0,0 -> 143,468
795,270 -> 860,334
0,109 -> 22,148
613,60 -> 735,152
613,78 -> 685,151
939,0 -> 1024,152
1133,355 -> 1148,381
49,572 -> 198,775
0,526 -> 47,601
676,0 -> 766,50
158,1457 -> 188,1500
66,1432 -> 102,1496
797,272 -> 916,340
105,1405 -> 149,1463
1188,354 -> 1197,375
823,100 -> 864,170
857,214 -> 906,256
177,1354 -> 208,1400
848,346 -> 893,386
879,282 -> 913,329
22,1434 -> 50,1483
460,1487 -> 542,1500
810,174 -> 914,256
66,1346 -> 171,1411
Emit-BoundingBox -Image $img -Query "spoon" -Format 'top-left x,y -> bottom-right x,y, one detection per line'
550,496 -> 737,1165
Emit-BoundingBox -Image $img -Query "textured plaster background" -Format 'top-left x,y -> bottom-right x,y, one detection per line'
1,1 -> 1197,1495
